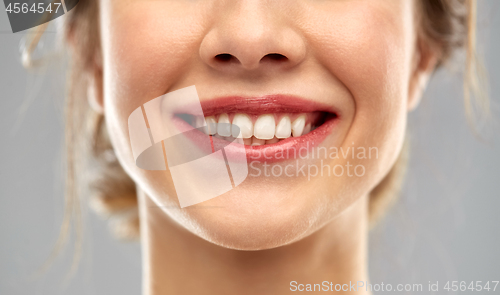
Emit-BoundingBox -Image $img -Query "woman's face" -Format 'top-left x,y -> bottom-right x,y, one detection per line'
98,0 -> 428,249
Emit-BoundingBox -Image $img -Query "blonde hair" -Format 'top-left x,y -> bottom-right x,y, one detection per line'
24,0 -> 487,275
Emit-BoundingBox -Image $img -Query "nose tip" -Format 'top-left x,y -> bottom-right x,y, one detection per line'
199,4 -> 306,74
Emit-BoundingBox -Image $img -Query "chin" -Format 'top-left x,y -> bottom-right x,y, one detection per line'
162,182 -> 337,250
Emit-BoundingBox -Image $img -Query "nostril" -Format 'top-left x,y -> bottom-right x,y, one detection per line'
215,53 -> 233,62
264,53 -> 287,62
213,53 -> 288,68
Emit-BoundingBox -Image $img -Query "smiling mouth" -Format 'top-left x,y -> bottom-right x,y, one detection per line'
182,111 -> 336,146
170,94 -> 340,162
176,93 -> 339,143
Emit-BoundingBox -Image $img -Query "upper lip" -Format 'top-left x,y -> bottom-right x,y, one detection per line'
175,94 -> 340,118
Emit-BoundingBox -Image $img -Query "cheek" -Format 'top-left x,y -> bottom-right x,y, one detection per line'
99,1 -> 208,180
305,2 -> 414,177
99,1 -> 212,208
101,1 -> 206,100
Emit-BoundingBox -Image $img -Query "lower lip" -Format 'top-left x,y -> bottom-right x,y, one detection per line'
171,115 -> 339,164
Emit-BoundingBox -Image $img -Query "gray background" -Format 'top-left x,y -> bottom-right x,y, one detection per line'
1,2 -> 499,294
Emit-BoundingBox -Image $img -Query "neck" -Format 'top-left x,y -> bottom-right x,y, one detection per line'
138,191 -> 370,295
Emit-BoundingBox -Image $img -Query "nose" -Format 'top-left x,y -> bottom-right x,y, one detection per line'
199,1 -> 306,73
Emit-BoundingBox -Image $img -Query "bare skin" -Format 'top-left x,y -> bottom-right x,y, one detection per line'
139,190 -> 370,295
83,0 -> 440,294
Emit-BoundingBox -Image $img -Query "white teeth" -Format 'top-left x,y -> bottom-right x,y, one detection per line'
303,123 -> 311,135
205,116 -> 217,135
292,115 -> 306,137
231,126 -> 241,138
217,113 -> 231,137
232,113 -> 253,138
275,115 -> 291,139
203,112 -> 312,145
251,138 -> 265,146
254,114 -> 276,140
